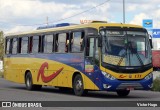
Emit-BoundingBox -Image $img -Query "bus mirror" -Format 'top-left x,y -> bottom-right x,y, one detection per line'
149,35 -> 153,49
98,37 -> 102,47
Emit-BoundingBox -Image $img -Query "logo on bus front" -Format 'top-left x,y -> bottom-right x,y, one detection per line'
119,75 -> 127,78
129,75 -> 132,78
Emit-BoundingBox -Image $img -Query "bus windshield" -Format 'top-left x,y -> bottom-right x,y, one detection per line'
101,30 -> 152,66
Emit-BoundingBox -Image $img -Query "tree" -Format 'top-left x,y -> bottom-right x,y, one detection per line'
0,31 -> 4,60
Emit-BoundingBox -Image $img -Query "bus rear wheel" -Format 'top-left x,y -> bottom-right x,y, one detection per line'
25,72 -> 42,90
73,74 -> 87,96
116,90 -> 130,96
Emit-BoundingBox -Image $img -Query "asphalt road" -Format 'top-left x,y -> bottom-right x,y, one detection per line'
0,78 -> 160,110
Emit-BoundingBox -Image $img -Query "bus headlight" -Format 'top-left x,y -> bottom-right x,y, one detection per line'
144,73 -> 153,80
102,71 -> 116,80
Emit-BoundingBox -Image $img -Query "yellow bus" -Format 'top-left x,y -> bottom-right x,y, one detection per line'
4,21 -> 153,96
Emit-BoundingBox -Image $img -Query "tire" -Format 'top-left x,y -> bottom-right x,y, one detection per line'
116,90 -> 130,97
73,74 -> 87,96
25,72 -> 42,90
25,72 -> 34,90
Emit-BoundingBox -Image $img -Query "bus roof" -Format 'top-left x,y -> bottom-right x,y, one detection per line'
5,22 -> 144,37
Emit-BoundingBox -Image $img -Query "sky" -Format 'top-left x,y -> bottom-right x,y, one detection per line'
0,0 -> 160,34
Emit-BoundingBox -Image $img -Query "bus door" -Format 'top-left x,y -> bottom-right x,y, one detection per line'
85,36 -> 99,89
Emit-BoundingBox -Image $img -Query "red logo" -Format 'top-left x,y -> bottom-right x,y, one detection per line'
119,75 -> 127,78
37,62 -> 63,83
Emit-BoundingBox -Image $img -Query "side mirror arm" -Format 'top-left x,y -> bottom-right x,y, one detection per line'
149,35 -> 153,49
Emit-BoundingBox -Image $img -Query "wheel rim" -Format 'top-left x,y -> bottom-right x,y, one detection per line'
75,79 -> 82,91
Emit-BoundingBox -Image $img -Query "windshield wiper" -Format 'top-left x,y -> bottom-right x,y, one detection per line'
117,49 -> 127,66
102,35 -> 110,54
134,52 -> 144,66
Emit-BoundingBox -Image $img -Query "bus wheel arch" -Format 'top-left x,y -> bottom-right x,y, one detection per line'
25,70 -> 42,91
72,72 -> 88,96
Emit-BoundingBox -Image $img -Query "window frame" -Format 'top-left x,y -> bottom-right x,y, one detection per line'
28,36 -> 33,53
17,37 -> 22,54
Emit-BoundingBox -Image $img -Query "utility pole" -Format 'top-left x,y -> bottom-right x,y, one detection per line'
123,0 -> 125,23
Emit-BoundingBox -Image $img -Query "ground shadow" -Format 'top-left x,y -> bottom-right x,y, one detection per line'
8,85 -> 154,99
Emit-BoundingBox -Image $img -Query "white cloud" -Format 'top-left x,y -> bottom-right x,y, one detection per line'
128,0 -> 160,28
0,0 -> 111,31
5,26 -> 35,34
127,5 -> 137,12
0,0 -> 160,34
0,0 -> 71,19
129,13 -> 149,26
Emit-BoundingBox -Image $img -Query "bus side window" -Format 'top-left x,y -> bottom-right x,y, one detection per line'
12,38 -> 18,54
80,32 -> 85,51
21,37 -> 28,54
86,38 -> 95,57
32,36 -> 39,53
44,34 -> 54,53
71,32 -> 84,52
66,33 -> 69,52
56,33 -> 67,53
6,39 -> 10,54
95,38 -> 99,65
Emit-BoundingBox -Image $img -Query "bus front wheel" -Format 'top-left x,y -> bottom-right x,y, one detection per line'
73,74 -> 87,96
25,72 -> 42,90
116,90 -> 130,96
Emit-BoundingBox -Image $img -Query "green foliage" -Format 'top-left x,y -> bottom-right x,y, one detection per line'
0,31 -> 4,60
152,77 -> 160,92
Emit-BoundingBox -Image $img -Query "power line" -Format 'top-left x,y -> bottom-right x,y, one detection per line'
5,0 -> 111,27
47,0 -> 111,24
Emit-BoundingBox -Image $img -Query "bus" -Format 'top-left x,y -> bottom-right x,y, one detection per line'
4,21 -> 153,96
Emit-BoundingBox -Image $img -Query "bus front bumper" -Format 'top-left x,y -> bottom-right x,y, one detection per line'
101,77 -> 153,91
